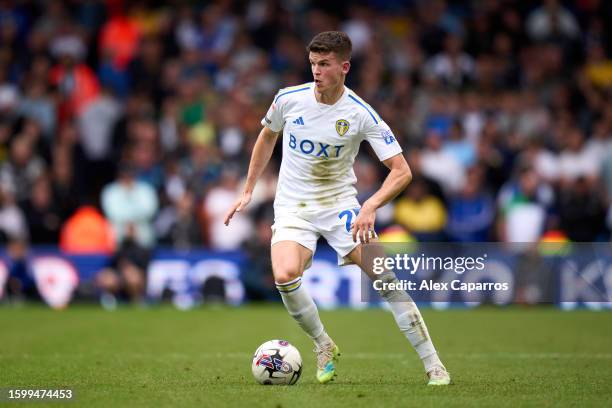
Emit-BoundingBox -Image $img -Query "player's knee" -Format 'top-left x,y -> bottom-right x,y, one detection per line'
271,253 -> 304,284
376,271 -> 413,302
272,263 -> 302,284
273,270 -> 302,284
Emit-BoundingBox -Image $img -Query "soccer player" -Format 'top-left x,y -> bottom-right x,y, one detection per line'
224,31 -> 450,386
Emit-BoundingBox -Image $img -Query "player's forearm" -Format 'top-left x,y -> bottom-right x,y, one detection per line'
243,127 -> 279,194
363,167 -> 412,211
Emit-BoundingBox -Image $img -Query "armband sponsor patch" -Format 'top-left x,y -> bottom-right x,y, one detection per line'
381,129 -> 395,144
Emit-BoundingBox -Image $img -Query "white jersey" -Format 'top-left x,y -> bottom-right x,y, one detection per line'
261,82 -> 402,212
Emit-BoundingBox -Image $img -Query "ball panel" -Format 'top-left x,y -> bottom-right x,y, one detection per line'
251,340 -> 302,385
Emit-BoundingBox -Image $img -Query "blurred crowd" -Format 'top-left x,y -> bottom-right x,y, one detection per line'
1,0 -> 612,264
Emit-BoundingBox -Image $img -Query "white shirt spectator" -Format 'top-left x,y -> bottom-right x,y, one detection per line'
584,136 -> 612,170
0,199 -> 28,241
341,10 -> 372,56
425,49 -> 474,88
101,176 -> 159,247
78,93 -> 121,160
558,148 -> 599,181
533,149 -> 559,182
204,185 -> 252,250
526,2 -> 580,41
420,149 -> 465,193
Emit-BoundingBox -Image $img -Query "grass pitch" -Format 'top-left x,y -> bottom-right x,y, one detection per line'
1,305 -> 611,407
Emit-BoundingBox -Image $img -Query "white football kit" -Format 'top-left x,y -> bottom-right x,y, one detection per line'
261,82 -> 402,265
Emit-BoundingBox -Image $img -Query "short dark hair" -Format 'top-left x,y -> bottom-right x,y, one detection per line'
307,31 -> 352,61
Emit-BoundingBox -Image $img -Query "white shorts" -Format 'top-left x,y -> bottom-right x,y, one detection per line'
271,205 -> 362,267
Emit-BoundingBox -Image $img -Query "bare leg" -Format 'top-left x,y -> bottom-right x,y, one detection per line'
271,241 -> 332,345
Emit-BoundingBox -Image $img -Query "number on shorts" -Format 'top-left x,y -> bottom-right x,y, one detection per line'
338,208 -> 360,232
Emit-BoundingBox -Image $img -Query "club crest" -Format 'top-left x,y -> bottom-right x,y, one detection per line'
335,119 -> 350,136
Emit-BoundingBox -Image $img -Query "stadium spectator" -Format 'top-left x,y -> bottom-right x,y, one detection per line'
558,177 -> 607,242
4,239 -> 37,303
197,3 -> 239,74
497,165 -> 555,242
18,79 -> 56,138
418,131 -> 465,194
394,177 -> 447,242
203,164 -> 251,250
446,166 -> 495,242
584,42 -> 612,89
354,159 -> 395,228
99,7 -> 141,72
0,120 -> 10,162
155,190 -> 202,250
49,33 -> 100,122
416,0 -> 463,55
442,121 -> 476,168
21,176 -> 63,244
95,224 -> 149,307
520,137 -> 559,184
101,163 -> 158,248
128,35 -> 166,108
241,164 -> 277,211
526,0 -> 581,43
557,127 -> 599,186
0,67 -> 20,121
0,184 -> 27,243
585,120 -> 612,170
77,87 -> 121,168
110,92 -> 155,164
179,142 -> 221,198
341,6 -> 373,58
601,154 -> 612,204
0,0 -> 609,262
241,200 -> 279,302
355,159 -> 380,205
53,120 -> 89,199
59,202 -> 115,254
158,97 -> 181,154
0,135 -> 45,202
424,32 -> 474,90
128,118 -> 164,190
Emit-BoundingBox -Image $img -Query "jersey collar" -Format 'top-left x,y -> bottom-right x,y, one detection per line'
312,84 -> 348,110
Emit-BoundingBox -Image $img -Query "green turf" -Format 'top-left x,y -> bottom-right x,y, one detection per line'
0,305 -> 611,407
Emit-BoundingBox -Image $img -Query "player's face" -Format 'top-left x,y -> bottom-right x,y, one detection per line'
309,52 -> 350,93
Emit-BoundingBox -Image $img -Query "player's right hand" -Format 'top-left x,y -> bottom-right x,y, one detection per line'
224,191 -> 252,226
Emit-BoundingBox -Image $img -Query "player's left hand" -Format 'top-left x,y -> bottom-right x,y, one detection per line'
352,204 -> 377,244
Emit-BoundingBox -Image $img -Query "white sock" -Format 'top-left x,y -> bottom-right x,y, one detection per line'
377,272 -> 443,372
276,277 -> 332,347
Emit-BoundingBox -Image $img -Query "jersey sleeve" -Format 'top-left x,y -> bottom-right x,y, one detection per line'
362,119 -> 403,161
260,93 -> 285,132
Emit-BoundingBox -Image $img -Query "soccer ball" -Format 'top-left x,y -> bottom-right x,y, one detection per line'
251,340 -> 303,385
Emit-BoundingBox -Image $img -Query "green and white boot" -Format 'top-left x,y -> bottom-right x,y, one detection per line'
315,342 -> 340,384
427,365 -> 451,385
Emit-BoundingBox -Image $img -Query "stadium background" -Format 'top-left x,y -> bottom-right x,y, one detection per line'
0,0 -> 611,308
1,1 -> 611,406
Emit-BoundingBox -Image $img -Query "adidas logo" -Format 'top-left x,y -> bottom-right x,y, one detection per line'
292,117 -> 305,125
